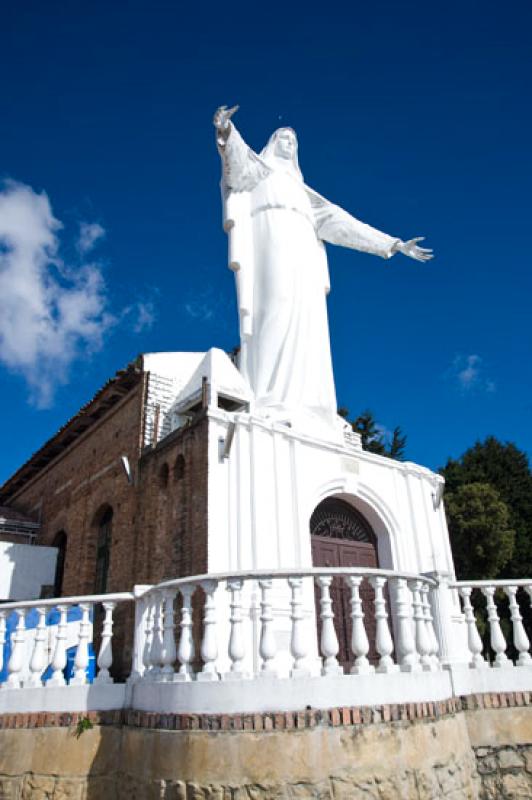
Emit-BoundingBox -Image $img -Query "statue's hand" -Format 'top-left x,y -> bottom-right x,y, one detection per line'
395,237 -> 433,262
213,104 -> 239,131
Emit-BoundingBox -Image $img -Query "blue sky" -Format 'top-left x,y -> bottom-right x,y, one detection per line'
1,0 -> 531,482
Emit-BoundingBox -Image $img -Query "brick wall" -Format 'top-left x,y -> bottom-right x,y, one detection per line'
134,414 -> 209,586
7,384 -> 146,599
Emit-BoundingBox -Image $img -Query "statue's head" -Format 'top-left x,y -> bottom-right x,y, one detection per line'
261,127 -> 302,180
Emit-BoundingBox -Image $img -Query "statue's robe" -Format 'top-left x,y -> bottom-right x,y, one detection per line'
218,125 -> 399,437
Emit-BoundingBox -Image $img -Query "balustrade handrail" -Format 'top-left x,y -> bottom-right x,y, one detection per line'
0,591 -> 134,613
451,579 -> 532,589
144,566 -> 439,598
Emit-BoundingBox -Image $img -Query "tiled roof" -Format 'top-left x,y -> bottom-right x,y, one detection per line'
0,505 -> 38,525
0,360 -> 143,503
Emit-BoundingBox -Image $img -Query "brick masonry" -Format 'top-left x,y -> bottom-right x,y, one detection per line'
0,691 -> 529,732
1,375 -> 210,676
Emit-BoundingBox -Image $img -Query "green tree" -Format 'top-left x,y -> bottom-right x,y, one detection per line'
388,426 -> 407,461
340,408 -> 407,460
444,482 -> 515,580
441,437 -> 532,578
352,410 -> 386,455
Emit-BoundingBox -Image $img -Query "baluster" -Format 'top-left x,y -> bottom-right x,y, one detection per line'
71,604 -> 92,686
394,579 -> 420,672
459,587 -> 487,668
24,607 -> 47,687
410,580 -> 432,670
225,579 -> 247,679
289,577 -> 310,677
505,586 -> 531,666
142,598 -> 155,681
421,583 -> 441,669
317,576 -> 342,676
258,578 -> 277,677
46,604 -> 68,686
197,580 -> 220,681
347,577 -> 374,675
369,577 -> 397,673
176,585 -> 195,681
95,602 -> 116,684
0,611 -> 6,678
160,589 -> 177,680
482,586 -> 511,668
149,592 -> 164,680
6,609 -> 26,689
128,586 -> 153,684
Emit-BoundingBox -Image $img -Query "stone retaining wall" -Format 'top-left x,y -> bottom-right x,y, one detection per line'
0,694 -> 530,799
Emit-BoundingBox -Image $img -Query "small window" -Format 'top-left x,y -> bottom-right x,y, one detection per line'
95,507 -> 113,594
174,454 -> 185,481
53,531 -> 67,597
159,463 -> 169,489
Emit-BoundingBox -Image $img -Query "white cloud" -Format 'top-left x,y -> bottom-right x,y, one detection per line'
77,221 -> 105,255
185,300 -> 214,321
0,180 -> 152,407
448,354 -> 496,394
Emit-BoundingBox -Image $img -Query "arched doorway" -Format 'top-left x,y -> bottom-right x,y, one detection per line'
310,497 -> 380,669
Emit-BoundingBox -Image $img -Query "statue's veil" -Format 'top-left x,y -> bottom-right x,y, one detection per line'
260,128 -> 303,181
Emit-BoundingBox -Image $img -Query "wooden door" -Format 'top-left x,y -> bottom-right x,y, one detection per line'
311,498 -> 380,670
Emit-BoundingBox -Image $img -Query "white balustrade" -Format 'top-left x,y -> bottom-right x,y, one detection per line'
25,607 -> 47,687
369,577 -> 397,673
289,577 -> 310,677
176,585 -> 195,681
394,578 -> 420,672
459,587 -> 487,668
410,580 -> 432,670
71,603 -> 92,686
482,586 -> 511,668
317,576 -> 342,676
149,593 -> 164,679
3,570 -> 532,713
197,580 -> 219,681
6,610 -> 26,689
226,579 -> 247,679
95,601 -> 116,684
258,578 -> 277,677
505,586 -> 531,667
347,576 -> 373,675
421,583 -> 440,670
142,598 -> 155,680
160,590 -> 177,680
46,605 -> 68,687
0,611 -> 6,677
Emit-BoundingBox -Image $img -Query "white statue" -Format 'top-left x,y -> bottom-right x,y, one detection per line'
214,105 -> 432,439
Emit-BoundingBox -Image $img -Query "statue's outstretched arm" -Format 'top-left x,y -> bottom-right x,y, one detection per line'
309,188 -> 433,262
213,105 -> 271,192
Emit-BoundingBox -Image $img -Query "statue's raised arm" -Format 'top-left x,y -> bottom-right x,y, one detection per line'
214,104 -> 434,441
214,105 -> 271,193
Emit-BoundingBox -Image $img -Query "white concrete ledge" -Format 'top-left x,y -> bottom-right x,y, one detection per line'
0,683 -> 125,714
448,664 -> 532,697
131,671 -> 454,715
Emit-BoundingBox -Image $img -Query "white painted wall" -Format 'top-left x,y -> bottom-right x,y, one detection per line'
0,541 -> 57,601
206,408 -> 470,669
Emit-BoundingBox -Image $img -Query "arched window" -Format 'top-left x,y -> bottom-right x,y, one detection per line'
53,530 -> 67,597
174,454 -> 185,481
94,507 -> 113,594
159,463 -> 169,489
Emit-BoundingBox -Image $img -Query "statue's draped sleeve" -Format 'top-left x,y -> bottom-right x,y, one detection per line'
307,188 -> 400,259
217,124 -> 271,192
218,124 -> 271,339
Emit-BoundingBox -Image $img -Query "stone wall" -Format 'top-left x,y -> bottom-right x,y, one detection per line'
1,696 -> 530,799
